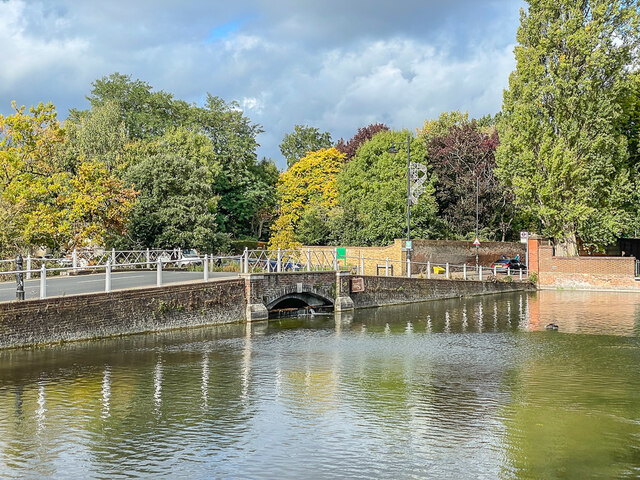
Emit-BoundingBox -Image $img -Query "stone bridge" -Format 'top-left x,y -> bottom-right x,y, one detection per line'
244,271 -> 354,321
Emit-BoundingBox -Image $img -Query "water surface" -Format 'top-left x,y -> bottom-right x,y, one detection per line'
1,290 -> 640,479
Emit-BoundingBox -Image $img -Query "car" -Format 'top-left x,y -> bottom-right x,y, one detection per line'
490,258 -> 524,273
177,249 -> 202,267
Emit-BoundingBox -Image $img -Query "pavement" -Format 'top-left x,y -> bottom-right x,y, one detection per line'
0,270 -> 240,303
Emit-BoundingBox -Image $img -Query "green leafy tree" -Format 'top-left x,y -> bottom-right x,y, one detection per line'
496,0 -> 639,254
279,125 -> 332,168
337,130 -> 438,246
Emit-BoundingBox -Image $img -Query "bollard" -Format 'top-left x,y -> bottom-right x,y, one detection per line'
16,254 -> 24,300
519,268 -> 523,280
479,266 -> 483,281
385,258 -> 389,277
204,254 -> 209,282
156,258 -> 162,287
427,261 -> 431,279
40,265 -> 47,299
243,247 -> 249,274
446,263 -> 450,279
463,264 -> 467,280
146,248 -> 151,269
360,253 -> 365,276
105,259 -> 112,293
493,265 -> 497,276
72,249 -> 78,273
26,254 -> 31,280
507,267 -> 511,276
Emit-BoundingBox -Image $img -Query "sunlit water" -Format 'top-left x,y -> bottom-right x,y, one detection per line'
1,290 -> 640,479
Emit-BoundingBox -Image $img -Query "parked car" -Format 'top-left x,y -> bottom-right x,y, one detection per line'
490,258 -> 524,273
177,249 -> 202,267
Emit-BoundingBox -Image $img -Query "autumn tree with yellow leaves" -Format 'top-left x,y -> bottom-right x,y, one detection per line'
269,148 -> 345,248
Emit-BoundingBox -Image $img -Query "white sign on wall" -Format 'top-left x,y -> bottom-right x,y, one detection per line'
520,231 -> 529,244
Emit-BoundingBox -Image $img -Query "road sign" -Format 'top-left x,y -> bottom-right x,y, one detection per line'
405,240 -> 412,249
520,231 -> 529,244
473,237 -> 481,246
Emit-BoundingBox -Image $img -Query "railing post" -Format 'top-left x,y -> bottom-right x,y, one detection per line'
507,267 -> 511,276
156,258 -> 162,287
493,265 -> 497,276
306,248 -> 311,272
427,261 -> 431,279
146,248 -> 150,269
333,248 -> 338,271
16,254 -> 24,301
26,254 -> 32,280
385,258 -> 389,277
243,248 -> 249,274
204,254 -> 209,282
40,265 -> 47,299
178,247 -> 182,262
463,263 -> 467,280
519,268 -> 523,280
72,248 -> 78,273
479,266 -> 483,281
407,255 -> 411,278
105,259 -> 112,293
360,253 -> 365,276
446,262 -> 450,279
112,248 -> 116,271
277,248 -> 282,273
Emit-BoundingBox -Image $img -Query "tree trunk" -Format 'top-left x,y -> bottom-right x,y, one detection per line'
554,232 -> 579,256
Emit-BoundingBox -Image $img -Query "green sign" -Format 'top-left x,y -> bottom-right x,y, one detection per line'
405,241 -> 412,249
336,248 -> 346,259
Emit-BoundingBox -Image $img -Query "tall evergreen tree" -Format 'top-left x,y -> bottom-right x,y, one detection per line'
496,0 -> 639,254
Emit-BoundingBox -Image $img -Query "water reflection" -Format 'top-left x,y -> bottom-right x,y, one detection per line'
0,291 -> 638,478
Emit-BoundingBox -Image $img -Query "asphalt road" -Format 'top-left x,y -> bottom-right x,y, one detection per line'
0,270 -> 239,303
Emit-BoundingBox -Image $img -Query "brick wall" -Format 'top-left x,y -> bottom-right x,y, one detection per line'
0,279 -> 246,349
535,243 -> 640,291
244,271 -> 337,306
351,276 -> 534,309
305,239 -> 526,277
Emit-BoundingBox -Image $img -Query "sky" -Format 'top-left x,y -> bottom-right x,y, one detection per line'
0,0 -> 526,169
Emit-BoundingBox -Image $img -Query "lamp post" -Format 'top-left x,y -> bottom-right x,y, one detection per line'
388,134 -> 412,245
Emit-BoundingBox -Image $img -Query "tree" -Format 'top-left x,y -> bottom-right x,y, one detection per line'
428,122 -> 515,240
269,148 -> 345,248
496,0 -> 639,254
337,130 -> 438,246
279,125 -> 332,168
335,123 -> 389,161
417,111 -> 469,144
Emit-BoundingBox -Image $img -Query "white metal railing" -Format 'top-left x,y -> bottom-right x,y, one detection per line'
3,254 -> 243,301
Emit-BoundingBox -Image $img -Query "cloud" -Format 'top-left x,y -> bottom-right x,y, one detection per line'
0,0 -> 524,168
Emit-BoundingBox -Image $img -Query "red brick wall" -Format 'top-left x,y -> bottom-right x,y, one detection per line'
536,244 -> 639,290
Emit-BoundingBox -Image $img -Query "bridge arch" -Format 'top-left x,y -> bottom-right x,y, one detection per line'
266,292 -> 334,312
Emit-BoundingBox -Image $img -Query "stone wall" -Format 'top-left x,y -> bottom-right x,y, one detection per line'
350,276 -> 533,309
0,279 -> 246,349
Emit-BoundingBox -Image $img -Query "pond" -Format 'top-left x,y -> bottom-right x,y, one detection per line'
1,290 -> 639,479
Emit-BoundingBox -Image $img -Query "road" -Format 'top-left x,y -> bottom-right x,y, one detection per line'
0,270 -> 239,303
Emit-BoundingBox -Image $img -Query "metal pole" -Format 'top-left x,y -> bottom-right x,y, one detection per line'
406,134 -> 411,244
475,175 -> 479,269
360,253 -> 365,276
306,248 -> 311,272
26,254 -> 31,280
16,254 -> 24,300
105,259 -> 112,293
204,254 -> 209,282
333,248 -> 338,271
146,248 -> 150,269
385,258 -> 389,277
243,247 -> 249,274
112,248 -> 116,271
427,261 -> 431,279
446,262 -> 449,279
40,265 -> 47,299
72,248 -> 78,273
156,258 -> 162,287
463,263 -> 467,280
479,266 -> 483,281
277,248 -> 282,273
